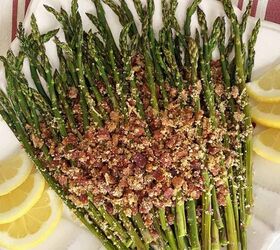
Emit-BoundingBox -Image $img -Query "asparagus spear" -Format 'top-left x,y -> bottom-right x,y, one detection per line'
246,19 -> 261,81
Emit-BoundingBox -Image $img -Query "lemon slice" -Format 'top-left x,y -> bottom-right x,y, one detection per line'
0,188 -> 62,250
253,128 -> 280,163
247,65 -> 280,103
0,171 -> 45,224
0,151 -> 33,195
251,101 -> 280,129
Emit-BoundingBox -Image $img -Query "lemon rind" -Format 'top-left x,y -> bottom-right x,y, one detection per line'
251,107 -> 280,129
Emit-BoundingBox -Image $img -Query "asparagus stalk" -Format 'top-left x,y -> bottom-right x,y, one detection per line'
175,192 -> 187,238
211,220 -> 220,250
187,37 -> 202,250
119,211 -> 147,250
132,213 -> 153,245
91,0 -> 121,64
222,0 -> 255,225
119,23 -> 146,119
219,17 -> 246,246
184,0 -> 202,37
246,19 -> 261,82
97,205 -> 133,247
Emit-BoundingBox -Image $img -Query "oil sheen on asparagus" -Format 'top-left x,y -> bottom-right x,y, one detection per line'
0,0 -> 260,249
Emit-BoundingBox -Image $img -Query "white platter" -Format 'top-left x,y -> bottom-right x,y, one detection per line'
1,0 -> 280,249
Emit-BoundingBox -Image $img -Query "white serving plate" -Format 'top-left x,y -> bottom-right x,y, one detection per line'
1,0 -> 280,249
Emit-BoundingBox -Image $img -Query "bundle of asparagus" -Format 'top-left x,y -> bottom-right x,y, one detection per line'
0,0 -> 260,249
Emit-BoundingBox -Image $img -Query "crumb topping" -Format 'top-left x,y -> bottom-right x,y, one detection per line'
31,56 -> 250,229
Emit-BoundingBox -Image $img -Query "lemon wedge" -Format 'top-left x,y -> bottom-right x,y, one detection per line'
253,128 -> 280,163
0,151 -> 33,195
251,101 -> 280,129
0,171 -> 45,224
0,188 -> 62,250
247,65 -> 280,103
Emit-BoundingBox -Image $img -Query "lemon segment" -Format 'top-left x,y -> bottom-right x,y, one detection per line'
253,128 -> 280,163
0,188 -> 62,250
251,101 -> 280,129
0,171 -> 45,224
0,151 -> 33,195
247,65 -> 280,103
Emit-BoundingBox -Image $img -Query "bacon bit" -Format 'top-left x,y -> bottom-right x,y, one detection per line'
144,214 -> 154,228
195,110 -> 204,120
79,194 -> 88,204
62,133 -> 78,146
166,137 -> 176,148
110,111 -> 120,123
152,118 -> 161,130
145,163 -> 154,173
72,103 -> 81,114
172,176 -> 184,188
180,89 -> 188,102
123,166 -> 133,176
133,153 -> 147,168
209,165 -> 220,176
153,169 -> 165,182
68,87 -> 78,99
112,134 -> 120,146
119,177 -> 128,188
215,84 -> 224,97
105,203 -> 114,214
176,149 -> 188,159
107,122 -> 117,132
142,98 -> 150,109
104,173 -> 116,185
127,98 -> 136,107
208,146 -> 220,155
85,128 -> 95,140
160,152 -> 172,168
97,128 -> 110,141
58,175 -> 68,187
76,175 -> 91,186
217,186 -> 228,206
139,198 -> 153,214
170,87 -> 178,98
153,129 -> 163,140
134,127 -> 145,137
191,160 -> 201,170
40,123 -> 51,138
163,187 -> 174,199
190,190 -> 201,200
69,194 -> 87,207
183,107 -> 194,120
